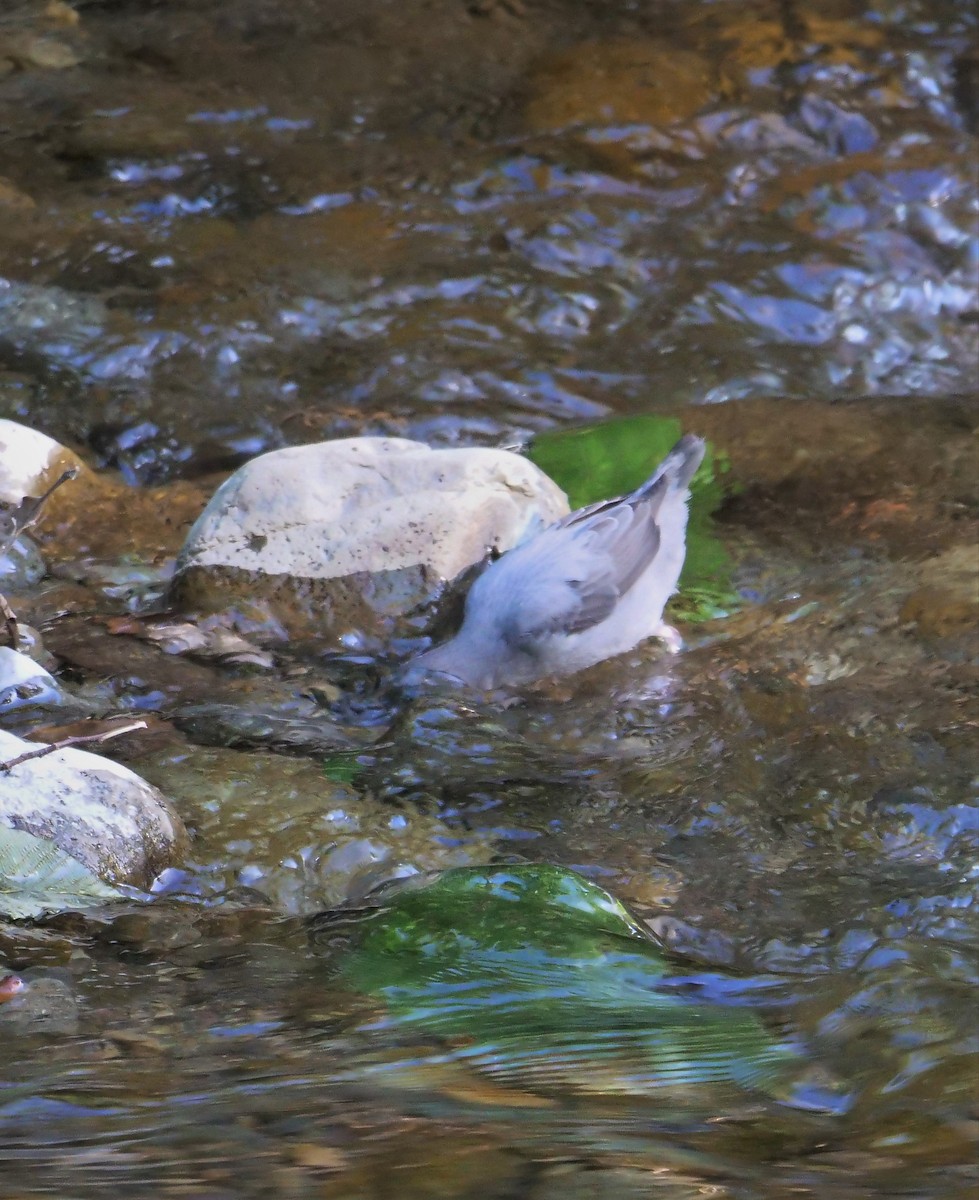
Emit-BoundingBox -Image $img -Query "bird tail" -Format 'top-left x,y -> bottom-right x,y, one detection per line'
637,434 -> 706,497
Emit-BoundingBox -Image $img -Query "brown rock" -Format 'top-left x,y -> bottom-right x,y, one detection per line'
900,548 -> 978,637
526,39 -> 715,132
0,177 -> 36,211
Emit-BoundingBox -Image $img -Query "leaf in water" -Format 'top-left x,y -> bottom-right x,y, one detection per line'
0,823 -> 123,919
325,865 -> 797,1098
528,415 -> 738,621
322,752 -> 363,785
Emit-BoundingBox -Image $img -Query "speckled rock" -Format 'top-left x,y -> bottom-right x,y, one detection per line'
171,437 -> 569,643
0,728 -> 189,892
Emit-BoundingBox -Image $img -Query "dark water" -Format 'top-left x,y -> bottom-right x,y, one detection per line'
0,0 -> 977,1195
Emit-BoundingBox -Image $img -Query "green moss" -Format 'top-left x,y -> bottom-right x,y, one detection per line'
330,865 -> 796,1095
321,751 -> 363,785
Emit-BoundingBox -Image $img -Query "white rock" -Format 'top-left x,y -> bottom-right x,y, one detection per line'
177,437 -> 569,583
172,437 -> 571,642
0,419 -> 67,500
0,646 -> 63,712
0,417 -> 85,504
0,728 -> 188,891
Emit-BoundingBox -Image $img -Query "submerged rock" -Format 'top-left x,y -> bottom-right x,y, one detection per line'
900,547 -> 978,639
135,744 -> 492,912
0,974 -> 79,1035
526,39 -> 715,133
314,864 -> 799,1101
172,437 -> 569,644
0,728 -> 188,916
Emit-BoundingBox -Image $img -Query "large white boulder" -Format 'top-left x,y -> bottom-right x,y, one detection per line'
172,437 -> 569,642
0,728 -> 189,913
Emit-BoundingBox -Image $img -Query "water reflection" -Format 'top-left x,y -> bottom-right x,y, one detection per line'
0,0 -> 977,1194
0,0 -> 974,478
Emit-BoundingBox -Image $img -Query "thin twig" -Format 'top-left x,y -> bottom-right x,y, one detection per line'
0,719 -> 148,773
31,466 -> 80,513
0,466 -> 80,554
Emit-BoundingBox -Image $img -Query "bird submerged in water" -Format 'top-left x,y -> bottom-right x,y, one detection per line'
411,434 -> 706,690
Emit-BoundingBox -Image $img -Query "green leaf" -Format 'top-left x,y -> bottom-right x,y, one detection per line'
328,865 -> 797,1096
0,823 -> 124,919
321,752 -> 363,785
528,415 -> 738,622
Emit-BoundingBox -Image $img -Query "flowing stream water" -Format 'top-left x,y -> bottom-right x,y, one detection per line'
0,0 -> 976,1196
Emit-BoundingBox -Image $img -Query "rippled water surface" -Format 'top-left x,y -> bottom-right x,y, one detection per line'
1,0 -> 977,1196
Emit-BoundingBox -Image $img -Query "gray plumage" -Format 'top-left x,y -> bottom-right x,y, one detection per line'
411,434 -> 706,690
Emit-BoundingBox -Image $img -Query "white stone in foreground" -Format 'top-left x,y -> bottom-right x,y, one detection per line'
0,728 -> 188,897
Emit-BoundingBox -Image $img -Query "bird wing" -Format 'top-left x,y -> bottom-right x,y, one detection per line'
413,435 -> 705,687
498,473 -> 670,648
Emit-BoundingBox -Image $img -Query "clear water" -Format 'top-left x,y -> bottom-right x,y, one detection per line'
0,0 -> 976,1195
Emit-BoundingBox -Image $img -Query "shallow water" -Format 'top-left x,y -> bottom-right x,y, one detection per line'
1,0 -> 977,1196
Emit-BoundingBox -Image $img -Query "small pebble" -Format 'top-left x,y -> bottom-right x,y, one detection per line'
0,974 -> 26,1002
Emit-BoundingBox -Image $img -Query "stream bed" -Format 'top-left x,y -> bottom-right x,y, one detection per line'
0,0 -> 977,1196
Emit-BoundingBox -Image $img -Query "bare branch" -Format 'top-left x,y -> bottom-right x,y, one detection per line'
0,466 -> 80,558
0,719 -> 148,773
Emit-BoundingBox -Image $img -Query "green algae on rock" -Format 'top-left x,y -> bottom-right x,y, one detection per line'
315,864 -> 798,1098
0,823 -> 124,920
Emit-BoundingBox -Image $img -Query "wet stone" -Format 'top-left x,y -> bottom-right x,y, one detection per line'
526,39 -> 716,133
0,726 -> 189,896
900,548 -> 978,639
134,744 -> 495,912
172,437 -> 569,646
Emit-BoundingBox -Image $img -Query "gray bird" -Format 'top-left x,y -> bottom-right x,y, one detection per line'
411,434 -> 706,690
